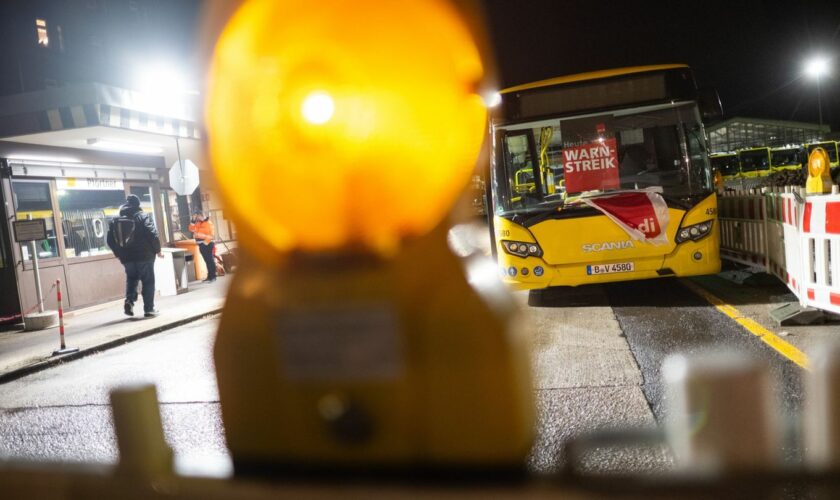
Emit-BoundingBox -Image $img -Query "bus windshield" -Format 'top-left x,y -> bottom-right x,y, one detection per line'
771,148 -> 801,167
710,154 -> 738,177
493,102 -> 712,216
739,149 -> 770,173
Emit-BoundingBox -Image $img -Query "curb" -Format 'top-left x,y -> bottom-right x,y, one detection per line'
0,309 -> 223,385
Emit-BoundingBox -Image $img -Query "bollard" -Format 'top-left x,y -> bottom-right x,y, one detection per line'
51,280 -> 78,356
110,384 -> 173,478
663,352 -> 780,473
805,341 -> 840,471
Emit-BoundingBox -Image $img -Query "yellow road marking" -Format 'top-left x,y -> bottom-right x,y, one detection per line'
681,279 -> 810,370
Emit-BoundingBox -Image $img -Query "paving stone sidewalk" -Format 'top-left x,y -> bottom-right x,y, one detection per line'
0,275 -> 230,382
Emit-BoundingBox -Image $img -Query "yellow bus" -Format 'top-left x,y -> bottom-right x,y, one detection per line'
710,152 -> 739,181
488,65 -> 721,289
737,147 -> 772,178
770,145 -> 805,173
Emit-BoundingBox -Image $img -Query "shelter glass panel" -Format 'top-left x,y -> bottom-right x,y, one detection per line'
57,178 -> 125,258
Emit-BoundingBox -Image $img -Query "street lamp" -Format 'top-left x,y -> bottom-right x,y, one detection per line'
133,63 -> 201,236
804,56 -> 830,132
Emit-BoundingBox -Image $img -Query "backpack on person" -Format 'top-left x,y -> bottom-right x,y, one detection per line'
109,215 -> 138,249
107,213 -> 144,260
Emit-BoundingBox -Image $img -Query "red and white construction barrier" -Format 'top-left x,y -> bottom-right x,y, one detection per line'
800,195 -> 840,315
780,189 -> 803,296
719,186 -> 840,319
763,188 -> 787,285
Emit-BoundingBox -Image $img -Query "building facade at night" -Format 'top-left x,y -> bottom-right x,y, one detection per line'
707,116 -> 829,153
0,1 -> 232,322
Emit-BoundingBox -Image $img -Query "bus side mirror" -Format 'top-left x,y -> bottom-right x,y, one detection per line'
698,86 -> 723,122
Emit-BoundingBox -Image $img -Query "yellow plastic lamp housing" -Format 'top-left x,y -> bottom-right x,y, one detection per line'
806,147 -> 833,194
206,0 -> 487,257
809,147 -> 829,177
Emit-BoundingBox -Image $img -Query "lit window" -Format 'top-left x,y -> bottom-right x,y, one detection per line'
36,18 -> 49,47
56,178 -> 127,258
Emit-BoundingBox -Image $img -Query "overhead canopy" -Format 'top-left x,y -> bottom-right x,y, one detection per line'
0,83 -> 204,170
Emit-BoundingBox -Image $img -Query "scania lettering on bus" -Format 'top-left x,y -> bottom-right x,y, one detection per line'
581,241 -> 634,252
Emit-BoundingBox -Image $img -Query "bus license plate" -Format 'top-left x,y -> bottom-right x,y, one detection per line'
586,262 -> 634,275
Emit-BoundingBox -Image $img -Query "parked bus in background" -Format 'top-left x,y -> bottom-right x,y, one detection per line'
488,64 -> 721,290
710,152 -> 740,181
770,145 -> 805,173
737,147 -> 772,178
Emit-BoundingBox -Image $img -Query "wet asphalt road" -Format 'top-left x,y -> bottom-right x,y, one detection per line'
607,277 -> 803,422
0,274 -> 808,476
526,276 -> 806,472
0,317 -> 228,473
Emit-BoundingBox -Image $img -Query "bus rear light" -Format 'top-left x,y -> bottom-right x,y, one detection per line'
676,220 -> 713,243
501,240 -> 543,258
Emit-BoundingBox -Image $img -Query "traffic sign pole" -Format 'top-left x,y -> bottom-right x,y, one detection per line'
175,136 -> 185,181
28,215 -> 45,313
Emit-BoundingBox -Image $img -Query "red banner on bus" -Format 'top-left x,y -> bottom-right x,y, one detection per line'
562,138 -> 620,193
582,188 -> 670,245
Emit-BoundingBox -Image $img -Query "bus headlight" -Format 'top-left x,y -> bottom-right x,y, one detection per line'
502,240 -> 542,258
676,220 -> 713,243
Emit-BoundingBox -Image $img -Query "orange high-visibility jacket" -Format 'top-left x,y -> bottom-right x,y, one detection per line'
188,219 -> 215,245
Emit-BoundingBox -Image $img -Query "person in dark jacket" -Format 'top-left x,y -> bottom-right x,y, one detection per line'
106,194 -> 163,317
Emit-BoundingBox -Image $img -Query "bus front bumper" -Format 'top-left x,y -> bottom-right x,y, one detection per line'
497,237 -> 720,290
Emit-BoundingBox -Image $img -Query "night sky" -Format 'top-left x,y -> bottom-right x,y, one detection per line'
482,0 -> 840,129
187,1 -> 840,129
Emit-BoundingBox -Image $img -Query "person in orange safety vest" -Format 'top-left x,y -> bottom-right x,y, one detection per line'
188,210 -> 217,283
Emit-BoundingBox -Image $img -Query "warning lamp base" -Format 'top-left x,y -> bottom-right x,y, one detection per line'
214,230 -> 535,472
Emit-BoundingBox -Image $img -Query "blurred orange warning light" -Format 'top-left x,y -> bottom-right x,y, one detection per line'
206,0 -> 487,257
